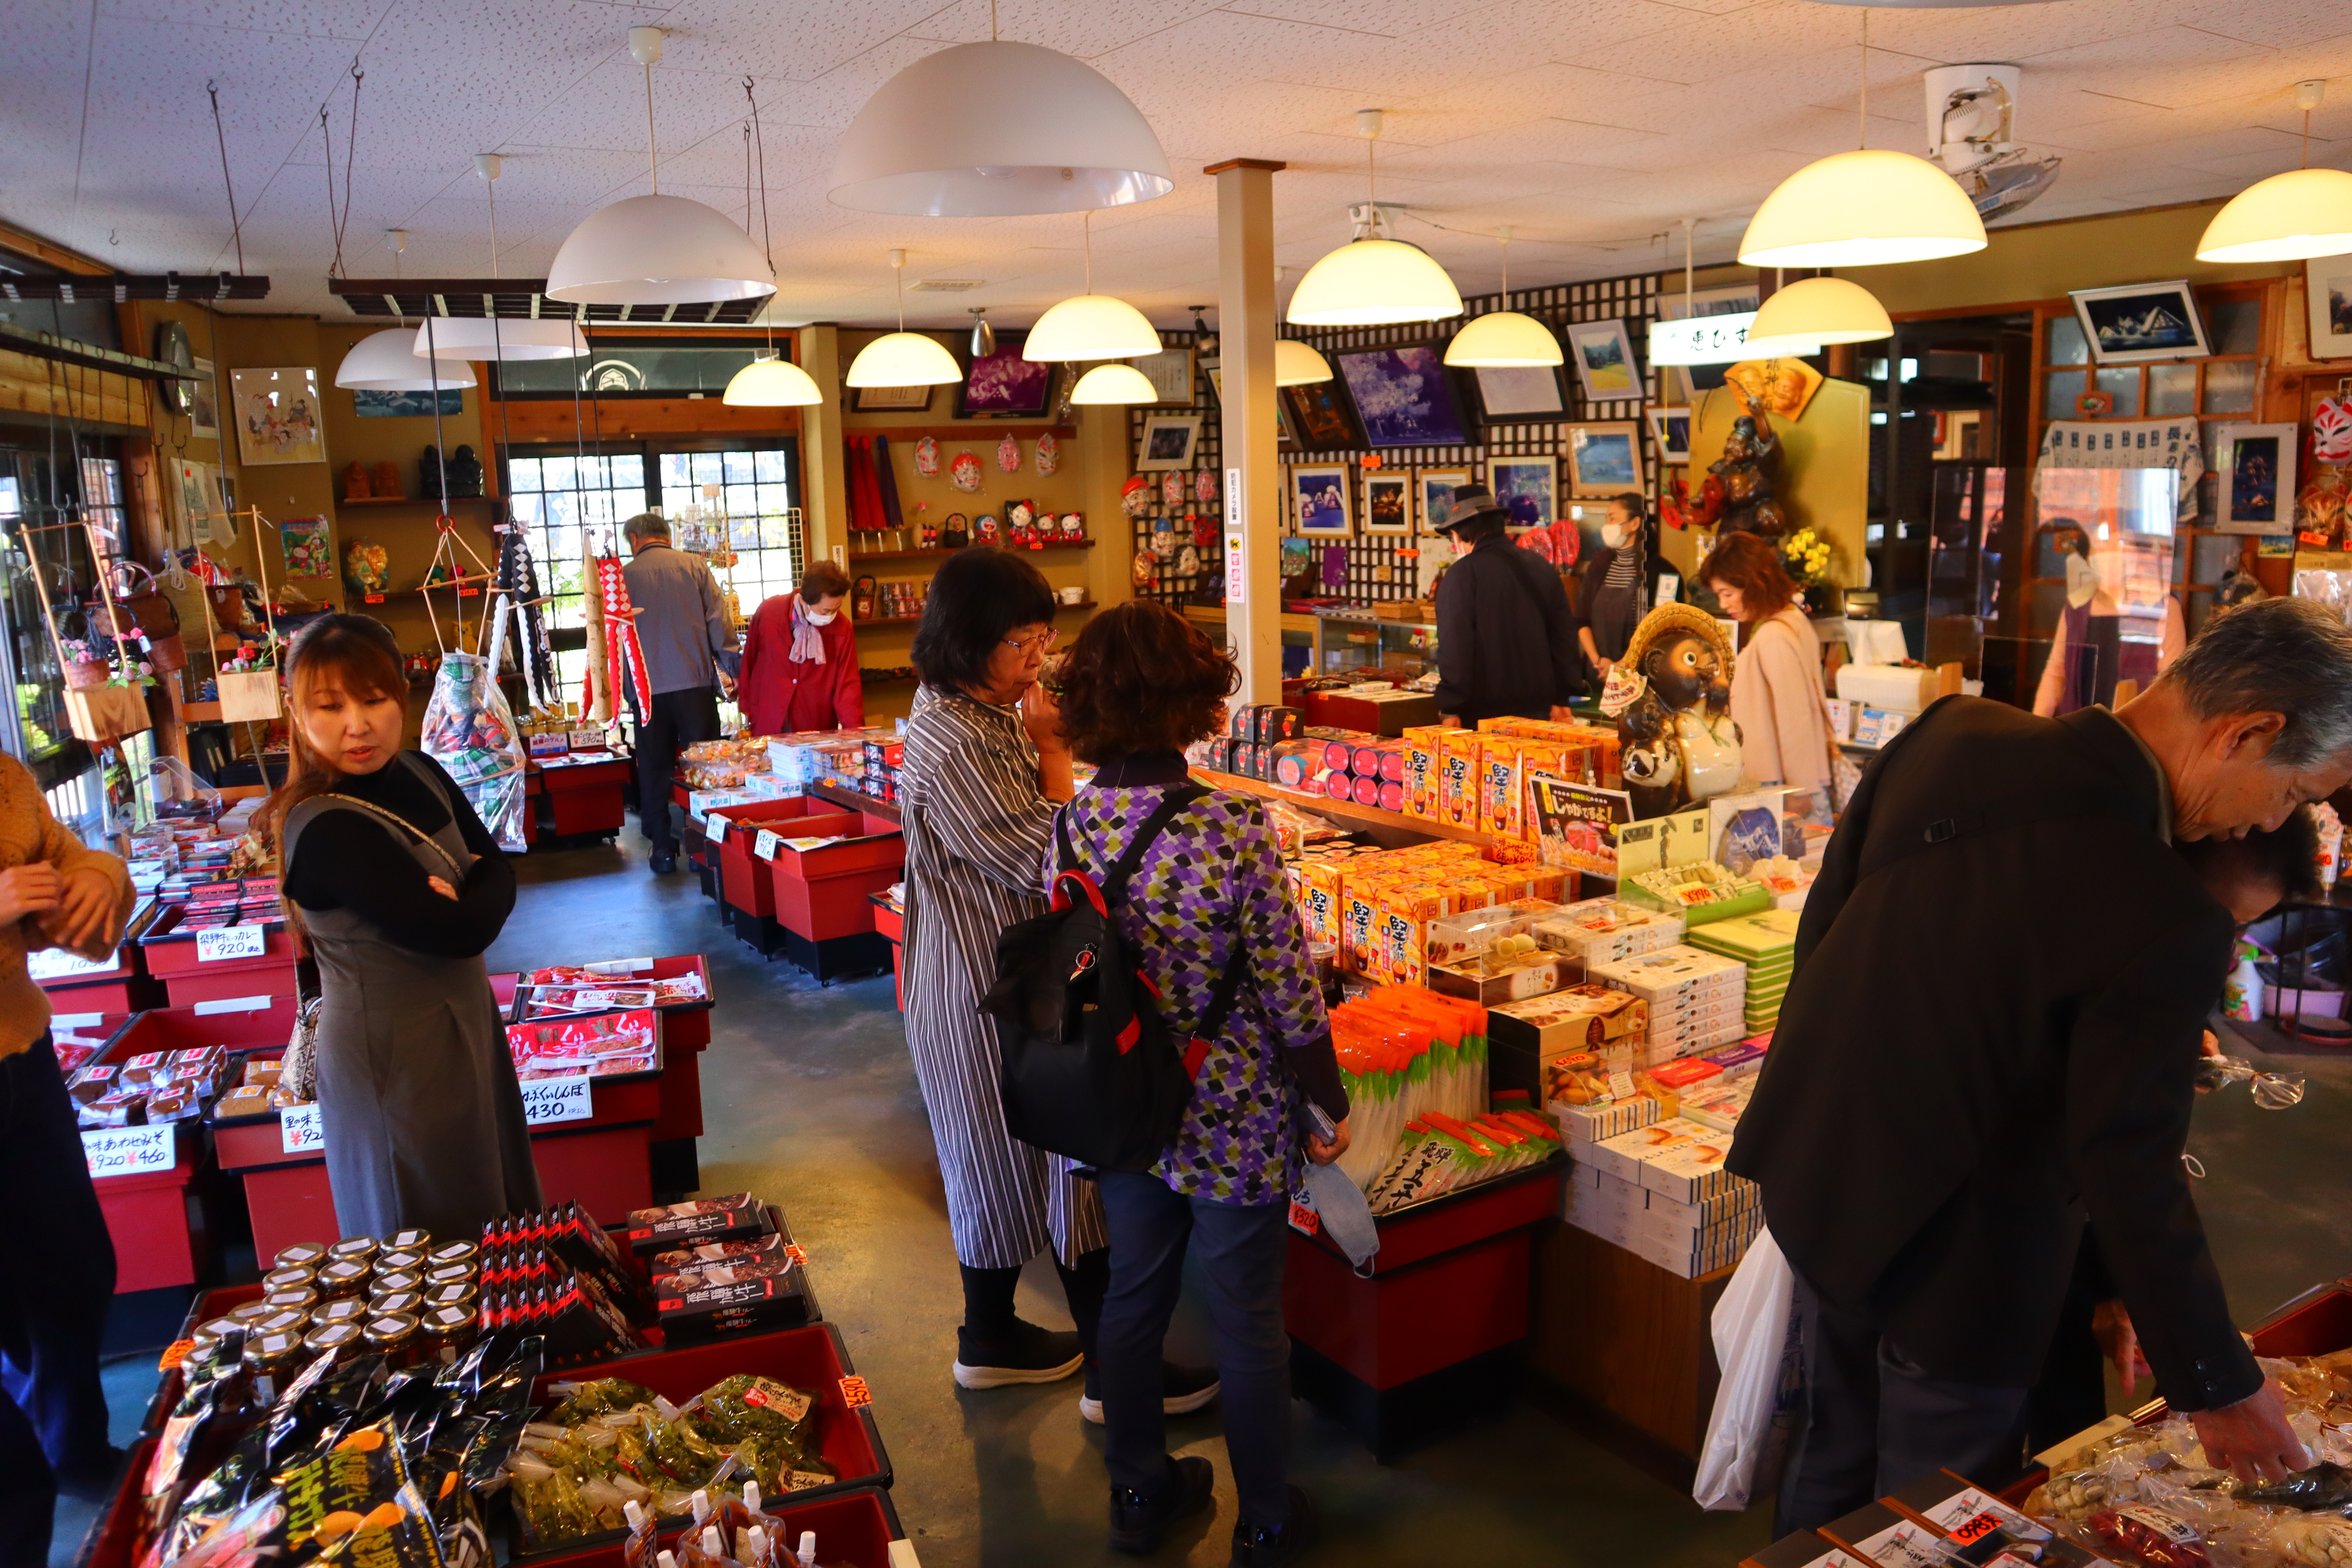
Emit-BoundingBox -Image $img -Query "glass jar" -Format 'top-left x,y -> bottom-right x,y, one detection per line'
416,1305 -> 478,1365
362,1311 -> 419,1367
252,1308 -> 310,1339
273,1242 -> 330,1270
368,1288 -> 425,1318
327,1236 -> 381,1267
241,1328 -> 307,1401
227,1301 -> 278,1327
316,1298 -> 370,1327
425,1262 -> 475,1289
387,1228 -> 432,1252
422,1281 -> 477,1312
302,1321 -> 365,1366
261,1287 -> 319,1316
377,1249 -> 428,1275
370,1269 -> 424,1298
316,1259 -> 373,1298
427,1240 -> 479,1269
261,1265 -> 317,1292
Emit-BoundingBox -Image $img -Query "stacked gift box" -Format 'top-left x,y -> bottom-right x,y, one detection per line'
1684,909 -> 1803,1034
1587,945 -> 1749,1062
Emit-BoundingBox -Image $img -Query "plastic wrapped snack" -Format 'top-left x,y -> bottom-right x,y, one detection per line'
2084,1507 -> 2209,1568
2240,1462 -> 2352,1511
2267,1515 -> 2352,1568
421,652 -> 526,851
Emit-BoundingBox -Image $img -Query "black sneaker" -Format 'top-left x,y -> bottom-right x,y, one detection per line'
1109,1454 -> 1214,1555
952,1319 -> 1084,1390
1080,1358 -> 1222,1423
649,851 -> 677,874
53,1445 -> 126,1502
1231,1485 -> 1318,1568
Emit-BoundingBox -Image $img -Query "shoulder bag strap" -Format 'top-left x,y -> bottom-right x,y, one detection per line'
315,791 -> 468,881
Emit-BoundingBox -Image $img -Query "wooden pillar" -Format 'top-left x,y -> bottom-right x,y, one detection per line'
1208,158 -> 1286,702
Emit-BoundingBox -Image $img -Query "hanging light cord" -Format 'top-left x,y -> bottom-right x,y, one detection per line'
990,0 -> 998,42
2304,102 -> 2313,169
643,60 -> 659,192
1084,210 -> 1094,293
486,173 -> 499,277
1858,8 -> 1869,150
894,254 -> 907,331
207,81 -> 244,274
744,77 -> 777,356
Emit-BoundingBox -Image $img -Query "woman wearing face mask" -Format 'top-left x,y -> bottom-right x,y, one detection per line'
740,561 -> 865,736
263,614 -> 539,1240
1697,530 -> 1834,807
1576,492 -> 1650,678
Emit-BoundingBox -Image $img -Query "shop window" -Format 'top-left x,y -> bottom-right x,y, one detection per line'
2147,363 -> 2198,417
2094,367 -> 2142,419
2045,317 -> 2090,366
2201,360 -> 2258,415
2043,369 -> 2086,417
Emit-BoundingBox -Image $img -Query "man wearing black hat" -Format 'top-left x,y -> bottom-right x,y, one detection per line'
1430,483 -> 1585,725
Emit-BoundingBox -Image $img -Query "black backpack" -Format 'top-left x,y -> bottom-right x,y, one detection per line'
978,785 -> 1246,1173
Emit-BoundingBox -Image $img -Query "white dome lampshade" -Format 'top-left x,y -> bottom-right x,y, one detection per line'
1739,149 -> 1987,269
1024,294 -> 1161,361
1288,238 -> 1463,327
830,42 -> 1173,217
1443,310 -> 1562,367
2197,167 -> 2352,262
723,355 -> 823,407
546,194 -> 776,306
411,318 -> 586,361
1275,338 -> 1332,385
1746,276 -> 1893,354
338,329 -> 477,391
846,331 -> 963,387
1071,363 -> 1158,404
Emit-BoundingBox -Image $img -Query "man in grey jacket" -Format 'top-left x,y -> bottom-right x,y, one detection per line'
622,513 -> 735,873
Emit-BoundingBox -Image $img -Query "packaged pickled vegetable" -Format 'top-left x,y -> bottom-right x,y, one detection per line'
2085,1508 -> 2208,1568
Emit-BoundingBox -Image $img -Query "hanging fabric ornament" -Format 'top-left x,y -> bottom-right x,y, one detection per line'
497,529 -> 557,713
996,434 -> 1022,473
1132,548 -> 1157,588
1122,475 -> 1153,519
914,437 -> 941,478
1035,432 -> 1060,475
1194,468 -> 1218,504
589,554 -> 651,720
950,450 -> 983,493
2315,398 -> 2352,465
1161,470 -> 1185,508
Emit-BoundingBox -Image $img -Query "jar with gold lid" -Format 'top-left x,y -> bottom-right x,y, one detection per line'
426,1240 -> 478,1269
362,1311 -> 419,1367
261,1264 -> 317,1292
302,1320 -> 365,1365
316,1259 -> 373,1298
315,1298 -> 370,1327
415,1305 -> 477,1364
241,1328 -> 306,1400
377,1249 -> 428,1275
273,1241 -> 329,1269
261,1287 -> 319,1317
327,1236 -> 380,1266
387,1228 -> 431,1251
369,1288 -> 425,1318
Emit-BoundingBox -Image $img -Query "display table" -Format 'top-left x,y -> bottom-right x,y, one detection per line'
534,748 -> 632,839
1192,766 -> 1495,849
706,799 -> 867,956
1284,1159 -> 1564,1459
762,812 -> 901,982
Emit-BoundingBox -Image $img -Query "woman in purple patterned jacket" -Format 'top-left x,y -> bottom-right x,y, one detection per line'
1048,601 -> 1352,1568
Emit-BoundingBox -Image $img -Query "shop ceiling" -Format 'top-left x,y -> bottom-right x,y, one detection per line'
6,0 -> 2351,330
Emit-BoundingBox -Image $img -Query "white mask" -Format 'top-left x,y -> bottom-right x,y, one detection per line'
1601,522 -> 1630,549
804,607 -> 838,626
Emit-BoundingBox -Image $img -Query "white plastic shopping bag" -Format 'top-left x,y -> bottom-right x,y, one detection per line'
1693,1224 -> 1802,1512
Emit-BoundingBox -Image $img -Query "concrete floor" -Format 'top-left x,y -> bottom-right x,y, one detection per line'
55,826 -> 2352,1568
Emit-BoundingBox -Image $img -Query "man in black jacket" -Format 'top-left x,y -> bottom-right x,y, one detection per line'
1730,596 -> 2352,1533
1430,485 -> 1584,725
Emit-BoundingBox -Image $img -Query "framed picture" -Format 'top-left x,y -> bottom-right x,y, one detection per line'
853,383 -> 933,412
1292,464 -> 1353,535
189,358 -> 219,440
1568,422 -> 1644,497
956,332 -> 1056,418
1563,319 -> 1642,406
1332,343 -> 1472,447
279,517 -> 333,579
1364,472 -> 1412,534
353,387 -> 463,418
1136,414 -> 1203,471
1281,377 -> 1365,452
2070,280 -> 2210,365
2214,422 -> 2299,534
1206,361 -> 1298,449
1646,405 -> 1692,465
1134,347 -> 1194,404
1657,283 -> 1759,402
2308,257 -> 2352,360
1472,362 -> 1567,423
1416,467 -> 1471,534
230,367 -> 326,465
1489,455 -> 1558,528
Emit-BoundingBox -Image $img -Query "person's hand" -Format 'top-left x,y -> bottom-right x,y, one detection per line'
2090,1300 -> 2152,1395
717,670 -> 737,699
2201,1029 -> 2222,1057
1592,655 -> 1615,679
2191,1379 -> 2311,1484
1549,704 -> 1577,722
1020,680 -> 1065,755
0,864 -> 63,926
1306,1116 -> 1351,1166
38,868 -> 117,952
1440,714 -> 1461,730
425,876 -> 459,900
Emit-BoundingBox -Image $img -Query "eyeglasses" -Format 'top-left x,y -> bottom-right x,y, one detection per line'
1001,627 -> 1058,656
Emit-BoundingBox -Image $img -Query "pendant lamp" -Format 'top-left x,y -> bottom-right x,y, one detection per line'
2198,82 -> 2352,262
1746,276 -> 1892,353
1026,211 -> 1161,361
830,40 -> 1172,216
1071,363 -> 1158,403
546,29 -> 775,306
1275,338 -> 1332,386
338,328 -> 476,391
723,354 -> 821,406
1289,111 -> 1463,327
1737,15 -> 1985,269
414,156 -> 589,361
1444,228 -> 1562,367
847,250 -> 964,387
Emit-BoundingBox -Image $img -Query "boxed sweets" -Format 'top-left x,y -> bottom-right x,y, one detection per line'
619,1191 -> 773,1255
1622,859 -> 1771,926
1532,898 -> 1685,966
1424,899 -> 1576,1005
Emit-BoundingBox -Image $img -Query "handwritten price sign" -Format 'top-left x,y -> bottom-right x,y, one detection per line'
519,1076 -> 593,1126
82,1124 -> 174,1178
196,926 -> 267,963
280,1102 -> 324,1154
837,1376 -> 872,1409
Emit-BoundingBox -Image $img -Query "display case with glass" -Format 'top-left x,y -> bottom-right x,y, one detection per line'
1312,608 -> 1439,680
2031,466 -> 2180,712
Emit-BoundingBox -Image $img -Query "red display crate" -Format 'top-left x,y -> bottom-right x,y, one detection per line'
138,905 -> 301,1005
539,751 -> 631,837
764,815 -> 904,944
33,934 -> 165,1014
503,956 -> 713,1142
869,895 -> 904,1012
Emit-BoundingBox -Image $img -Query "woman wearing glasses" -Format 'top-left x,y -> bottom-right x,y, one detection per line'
899,549 -> 1214,1417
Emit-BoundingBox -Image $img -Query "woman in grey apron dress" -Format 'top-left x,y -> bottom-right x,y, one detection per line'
267,616 -> 539,1240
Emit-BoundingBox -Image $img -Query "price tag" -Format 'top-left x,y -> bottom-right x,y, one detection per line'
1286,1198 -> 1320,1236
837,1375 -> 872,1409
568,728 -> 604,750
82,1123 -> 175,1178
520,1076 -> 593,1126
363,593 -> 386,605
753,829 -> 782,862
706,815 -> 729,842
195,994 -> 273,1016
528,733 -> 568,757
1608,1067 -> 1637,1101
783,1243 -> 809,1267
29,947 -> 114,981
280,1102 -> 324,1154
196,926 -> 266,963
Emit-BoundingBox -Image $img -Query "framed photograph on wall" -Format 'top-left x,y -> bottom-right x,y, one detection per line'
1281,377 -> 1365,452
1136,414 -> 1203,471
853,383 -> 933,412
1333,343 -> 1472,447
230,367 -> 326,465
1568,423 -> 1644,496
1205,362 -> 1298,449
189,359 -> 220,439
1645,405 -> 1692,465
1363,471 -> 1412,534
1472,362 -> 1567,423
1416,467 -> 1471,534
956,332 -> 1057,418
1292,464 -> 1353,535
2309,256 -> 2352,359
1488,455 -> 1558,528
2070,280 -> 2210,365
1134,347 -> 1194,404
1563,319 -> 1642,405
2213,422 -> 2299,534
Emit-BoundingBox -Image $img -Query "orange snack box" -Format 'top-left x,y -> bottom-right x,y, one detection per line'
1436,731 -> 1481,831
1477,740 -> 1524,840
1400,726 -> 1446,820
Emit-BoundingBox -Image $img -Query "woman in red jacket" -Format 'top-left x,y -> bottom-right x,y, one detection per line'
740,562 -> 865,735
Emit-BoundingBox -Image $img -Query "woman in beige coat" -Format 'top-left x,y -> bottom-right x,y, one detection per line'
1699,532 -> 1833,807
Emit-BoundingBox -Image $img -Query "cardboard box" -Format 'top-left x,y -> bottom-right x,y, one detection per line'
1400,727 -> 1445,818
1476,741 -> 1523,839
1552,1094 -> 1660,1146
1639,1128 -> 1739,1204
1436,731 -> 1480,831
1490,985 -> 1648,1057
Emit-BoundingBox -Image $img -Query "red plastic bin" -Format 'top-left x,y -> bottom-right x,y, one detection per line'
712,802 -> 862,922
764,818 -> 904,944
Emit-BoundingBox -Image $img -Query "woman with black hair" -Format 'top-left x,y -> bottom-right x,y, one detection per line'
898,550 -> 1214,1416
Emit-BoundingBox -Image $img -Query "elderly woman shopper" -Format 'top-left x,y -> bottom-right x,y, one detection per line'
739,561 -> 863,736
898,550 -> 1213,1414
1050,601 -> 1352,1568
